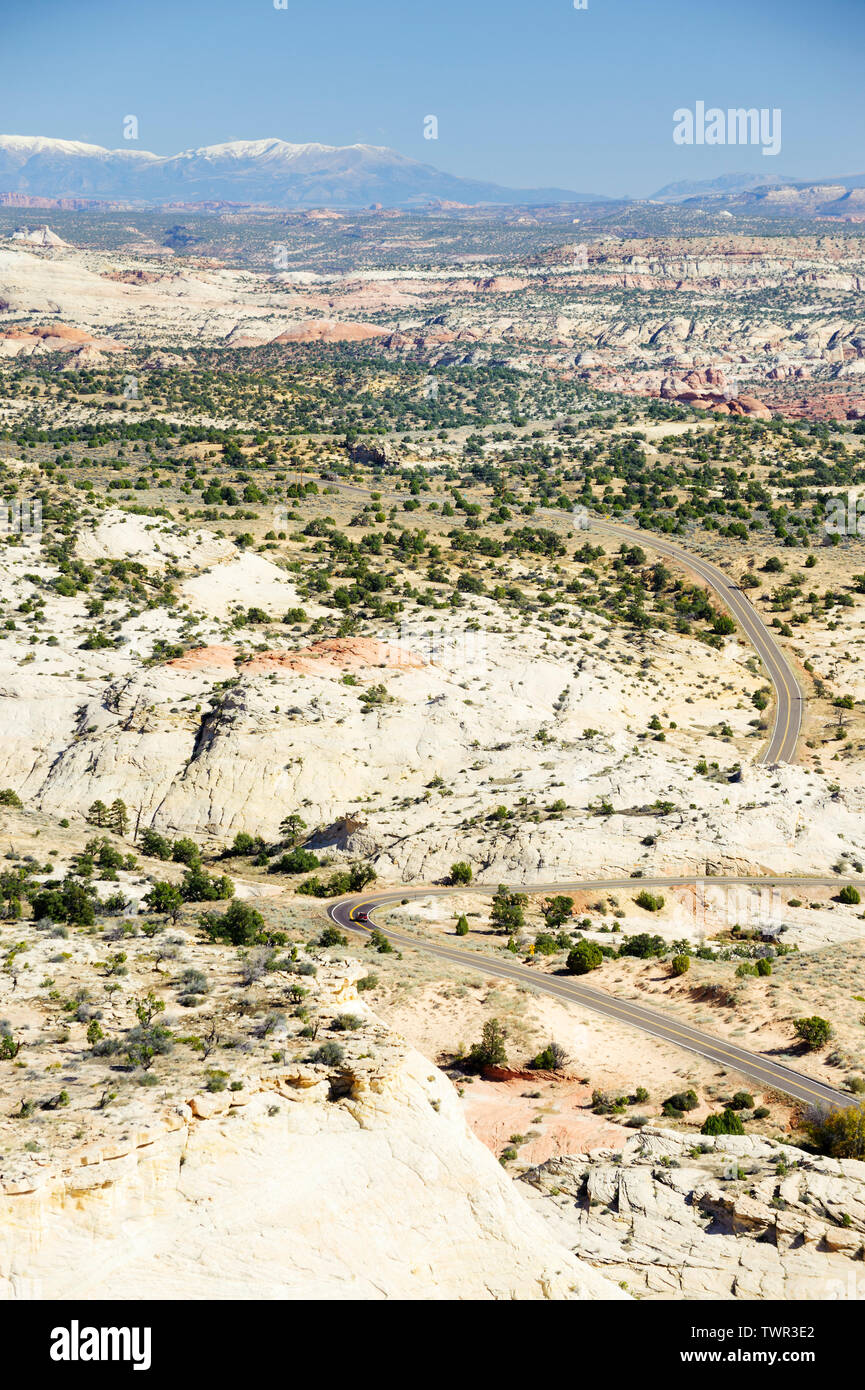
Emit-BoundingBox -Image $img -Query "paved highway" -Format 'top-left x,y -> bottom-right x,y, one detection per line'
333,481 -> 805,763
329,875 -> 857,1112
584,519 -> 805,765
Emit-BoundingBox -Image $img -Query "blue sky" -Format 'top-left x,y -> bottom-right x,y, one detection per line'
3,0 -> 863,197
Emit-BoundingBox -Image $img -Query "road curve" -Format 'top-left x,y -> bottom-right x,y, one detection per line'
336,483 -> 804,763
329,875 -> 858,1112
586,518 -> 805,765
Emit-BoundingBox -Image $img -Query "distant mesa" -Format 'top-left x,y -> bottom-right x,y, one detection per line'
650,171 -> 799,202
650,170 -> 865,220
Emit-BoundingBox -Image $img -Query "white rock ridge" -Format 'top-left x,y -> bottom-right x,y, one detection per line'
0,1047 -> 622,1301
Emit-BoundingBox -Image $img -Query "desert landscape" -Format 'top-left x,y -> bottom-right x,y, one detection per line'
2,199 -> 865,1303
2,0 -> 865,1326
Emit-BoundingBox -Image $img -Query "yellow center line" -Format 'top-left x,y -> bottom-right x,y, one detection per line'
338,895 -> 847,1106
595,520 -> 800,763
371,923 -> 837,1100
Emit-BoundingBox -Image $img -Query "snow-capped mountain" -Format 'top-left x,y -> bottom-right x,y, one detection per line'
0,134 -> 605,207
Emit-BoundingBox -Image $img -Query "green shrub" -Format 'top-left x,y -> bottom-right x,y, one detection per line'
663,1089 -> 699,1113
634,890 -> 665,912
171,837 -> 202,868
450,862 -> 472,884
270,848 -> 320,874
619,932 -> 666,959
531,1041 -> 568,1071
567,940 -> 603,975
542,895 -> 574,928
138,828 -> 172,860
125,1022 -> 172,1071
143,882 -> 182,918
466,1018 -> 507,1071
701,1109 -> 746,1136
729,1091 -> 754,1110
318,925 -> 347,948
671,953 -> 690,976
805,1103 -> 865,1158
838,885 -> 861,905
592,1089 -> 629,1115
794,1016 -> 833,1051
180,867 -> 234,902
490,886 -> 527,933
200,900 -> 265,946
228,832 -> 258,856
32,879 -> 95,927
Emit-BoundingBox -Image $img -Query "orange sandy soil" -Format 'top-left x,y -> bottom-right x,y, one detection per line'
166,637 -> 426,674
459,1072 -> 628,1165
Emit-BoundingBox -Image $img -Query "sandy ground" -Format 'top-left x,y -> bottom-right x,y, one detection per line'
357,940 -> 801,1166
457,1074 -> 627,1165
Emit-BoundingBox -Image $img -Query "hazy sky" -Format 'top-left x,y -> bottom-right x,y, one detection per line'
2,0 -> 863,197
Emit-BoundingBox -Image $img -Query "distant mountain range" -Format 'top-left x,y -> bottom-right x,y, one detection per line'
0,135 -> 608,208
650,170 -> 865,203
1,137 -> 862,216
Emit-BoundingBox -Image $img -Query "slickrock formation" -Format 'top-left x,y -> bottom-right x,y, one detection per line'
660,368 -> 772,418
0,953 -> 621,1301
271,320 -> 388,343
8,225 -> 69,248
521,1128 -> 865,1299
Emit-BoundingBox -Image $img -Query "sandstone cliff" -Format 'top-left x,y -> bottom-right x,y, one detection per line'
521,1128 -> 865,1299
0,946 -> 620,1301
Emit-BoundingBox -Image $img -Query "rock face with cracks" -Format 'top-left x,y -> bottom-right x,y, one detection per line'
520,1127 -> 865,1299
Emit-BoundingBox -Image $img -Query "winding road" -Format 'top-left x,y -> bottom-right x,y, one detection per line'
583,518 -> 806,765
329,875 -> 857,1112
324,494 -> 819,1103
336,480 -> 805,763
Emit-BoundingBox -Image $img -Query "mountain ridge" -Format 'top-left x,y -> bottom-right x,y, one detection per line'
0,133 -> 608,208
